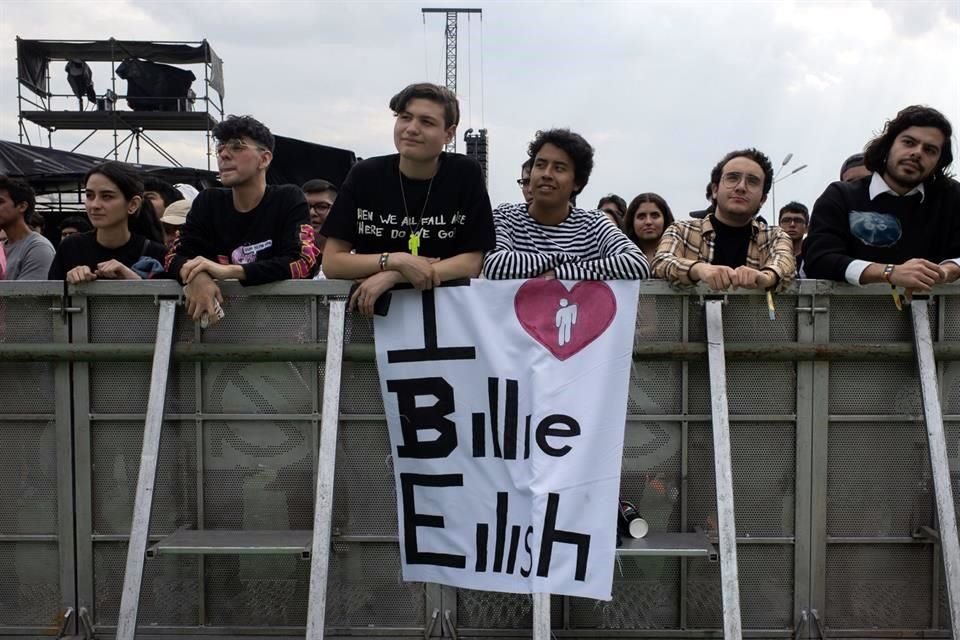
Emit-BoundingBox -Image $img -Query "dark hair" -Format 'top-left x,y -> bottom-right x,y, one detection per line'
389,82 -> 460,129
623,193 -> 675,245
0,175 -> 36,221
597,194 -> 627,216
142,176 -> 183,207
528,128 -> 595,196
84,162 -> 163,242
59,215 -> 92,234
779,201 -> 809,223
212,114 -> 275,152
709,148 -> 775,200
839,153 -> 865,179
521,158 -> 533,174
863,105 -> 954,182
302,178 -> 338,195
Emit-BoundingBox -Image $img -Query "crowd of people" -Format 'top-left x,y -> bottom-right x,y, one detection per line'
1,81 -> 958,324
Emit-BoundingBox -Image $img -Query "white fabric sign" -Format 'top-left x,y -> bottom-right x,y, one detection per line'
374,279 -> 639,600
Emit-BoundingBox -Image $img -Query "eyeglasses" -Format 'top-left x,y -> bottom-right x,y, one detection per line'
215,139 -> 264,155
721,172 -> 764,191
516,178 -> 531,187
779,216 -> 807,225
309,202 -> 332,213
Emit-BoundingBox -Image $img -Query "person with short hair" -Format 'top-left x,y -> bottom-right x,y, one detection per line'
778,201 -> 808,275
839,153 -> 871,183
321,82 -> 495,315
48,162 -> 166,282
302,178 -> 338,255
165,114 -> 319,325
517,158 -> 534,205
597,194 -> 627,226
805,105 -> 960,289
653,148 -> 794,290
483,128 -> 648,280
623,192 -> 675,266
0,176 -> 55,280
59,215 -> 92,242
142,176 -> 183,218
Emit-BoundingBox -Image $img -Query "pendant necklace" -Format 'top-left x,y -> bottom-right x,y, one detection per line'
398,161 -> 438,256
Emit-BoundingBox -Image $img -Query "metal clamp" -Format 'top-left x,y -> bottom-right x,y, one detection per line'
442,609 -> 459,640
55,607 -> 75,638
424,608 -> 440,640
793,609 -> 809,640
810,609 -> 827,640
78,607 -> 96,640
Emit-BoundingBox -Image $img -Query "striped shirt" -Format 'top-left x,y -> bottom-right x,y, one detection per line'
651,215 -> 795,290
482,203 -> 650,280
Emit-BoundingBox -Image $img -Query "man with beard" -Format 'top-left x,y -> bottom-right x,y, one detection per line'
805,105 -> 960,290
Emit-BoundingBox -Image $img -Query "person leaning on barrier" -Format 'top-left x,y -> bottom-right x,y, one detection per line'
483,128 -> 649,281
804,105 -> 960,290
48,162 -> 166,282
652,148 -> 795,291
0,176 -> 55,280
320,82 -> 495,315
777,201 -> 808,276
164,115 -> 319,325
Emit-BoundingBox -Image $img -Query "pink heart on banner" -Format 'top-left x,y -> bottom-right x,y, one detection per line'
514,279 -> 617,361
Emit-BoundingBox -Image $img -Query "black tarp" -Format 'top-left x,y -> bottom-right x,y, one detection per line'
16,38 -> 224,99
267,135 -> 357,189
116,59 -> 196,111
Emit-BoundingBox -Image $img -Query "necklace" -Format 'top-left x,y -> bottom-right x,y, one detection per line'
398,161 -> 438,256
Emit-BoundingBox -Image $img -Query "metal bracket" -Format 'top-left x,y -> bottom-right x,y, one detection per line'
809,608 -> 827,640
55,607 -> 75,638
913,525 -> 941,542
79,607 -> 96,640
424,608 -> 440,640
795,293 -> 828,325
697,293 -> 728,307
793,609 -> 809,640
442,609 -> 459,640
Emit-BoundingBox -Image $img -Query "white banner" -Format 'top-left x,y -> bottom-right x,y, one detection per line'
373,278 -> 639,600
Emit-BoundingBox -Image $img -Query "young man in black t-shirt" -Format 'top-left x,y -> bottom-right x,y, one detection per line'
805,105 -> 960,290
165,115 -> 319,325
321,82 -> 495,315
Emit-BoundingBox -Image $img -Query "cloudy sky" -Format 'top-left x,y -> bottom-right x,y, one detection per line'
1,0 -> 958,219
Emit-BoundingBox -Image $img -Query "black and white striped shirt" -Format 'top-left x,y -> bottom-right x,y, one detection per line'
482,203 -> 650,280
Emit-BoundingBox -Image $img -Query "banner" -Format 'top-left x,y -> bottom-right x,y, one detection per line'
373,279 -> 639,600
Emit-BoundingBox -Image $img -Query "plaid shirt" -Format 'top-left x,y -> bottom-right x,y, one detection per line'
651,215 -> 796,290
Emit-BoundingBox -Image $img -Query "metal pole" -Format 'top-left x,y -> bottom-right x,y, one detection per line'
115,300 -> 177,640
705,300 -> 743,640
532,592 -> 551,640
912,298 -> 960,635
306,299 -> 347,639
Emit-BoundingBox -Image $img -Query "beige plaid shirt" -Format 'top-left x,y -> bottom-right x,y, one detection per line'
651,215 -> 796,290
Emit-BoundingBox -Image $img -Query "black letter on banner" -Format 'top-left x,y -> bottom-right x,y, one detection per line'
387,290 -> 476,363
520,526 -> 534,578
536,415 -> 581,457
400,473 -> 466,568
537,492 -> 590,581
388,378 -> 457,459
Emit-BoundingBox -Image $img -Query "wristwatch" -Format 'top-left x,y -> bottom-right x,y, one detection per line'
378,252 -> 390,271
882,263 -> 895,283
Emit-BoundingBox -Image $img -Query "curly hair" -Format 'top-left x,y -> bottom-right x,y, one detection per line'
389,83 -> 460,129
623,193 -> 675,245
528,129 -> 595,196
212,115 -> 275,152
709,148 -> 775,199
0,175 -> 36,221
863,105 -> 954,183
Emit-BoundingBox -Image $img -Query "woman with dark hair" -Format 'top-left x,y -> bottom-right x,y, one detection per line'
48,162 -> 166,282
623,192 -> 675,265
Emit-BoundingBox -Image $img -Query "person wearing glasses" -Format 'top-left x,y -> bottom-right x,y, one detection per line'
517,158 -> 534,205
652,148 -> 794,290
777,202 -> 808,276
302,178 -> 338,267
165,115 -> 320,325
597,194 -> 626,226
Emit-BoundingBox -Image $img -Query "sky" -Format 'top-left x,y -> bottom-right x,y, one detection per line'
1,0 -> 958,219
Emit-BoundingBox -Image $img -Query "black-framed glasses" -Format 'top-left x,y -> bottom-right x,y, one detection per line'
779,215 -> 807,225
721,171 -> 763,190
215,139 -> 264,155
309,202 -> 333,213
516,178 -> 531,187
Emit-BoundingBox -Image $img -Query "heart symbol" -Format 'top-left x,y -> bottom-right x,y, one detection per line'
514,279 -> 617,361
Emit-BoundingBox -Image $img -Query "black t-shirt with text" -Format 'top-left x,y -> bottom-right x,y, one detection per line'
321,153 -> 495,257
48,231 -> 166,279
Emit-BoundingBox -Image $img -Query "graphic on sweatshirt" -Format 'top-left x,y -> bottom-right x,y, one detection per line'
850,211 -> 902,248
231,239 -> 274,265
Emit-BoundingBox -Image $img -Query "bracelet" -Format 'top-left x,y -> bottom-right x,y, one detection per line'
378,252 -> 390,271
882,263 -> 895,283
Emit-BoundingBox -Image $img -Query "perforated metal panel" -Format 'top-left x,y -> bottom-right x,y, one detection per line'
830,296 -> 929,343
687,545 -> 793,628
688,422 -> 796,536
0,297 -> 55,342
94,542 -> 199,625
326,543 -> 425,627
0,542 -> 61,624
634,296 -> 683,343
91,421 -> 197,535
339,361 -> 385,414
627,362 -> 682,415
621,422 -> 681,532
0,362 -> 55,414
203,420 -> 313,530
943,296 -> 960,340
0,421 -> 58,535
829,362 -> 922,415
828,422 -> 932,536
570,558 -> 680,629
202,296 -> 314,344
457,591 -> 562,629
689,362 -> 796,415
202,362 -> 314,414
205,555 -> 308,625
825,544 -> 931,628
87,296 -> 194,343
333,420 -> 396,536
688,296 -> 798,342
90,362 -> 196,414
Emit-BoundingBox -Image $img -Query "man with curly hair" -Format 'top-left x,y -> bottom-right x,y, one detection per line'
652,148 -> 794,291
483,128 -> 648,280
165,114 -> 319,325
804,105 -> 960,290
